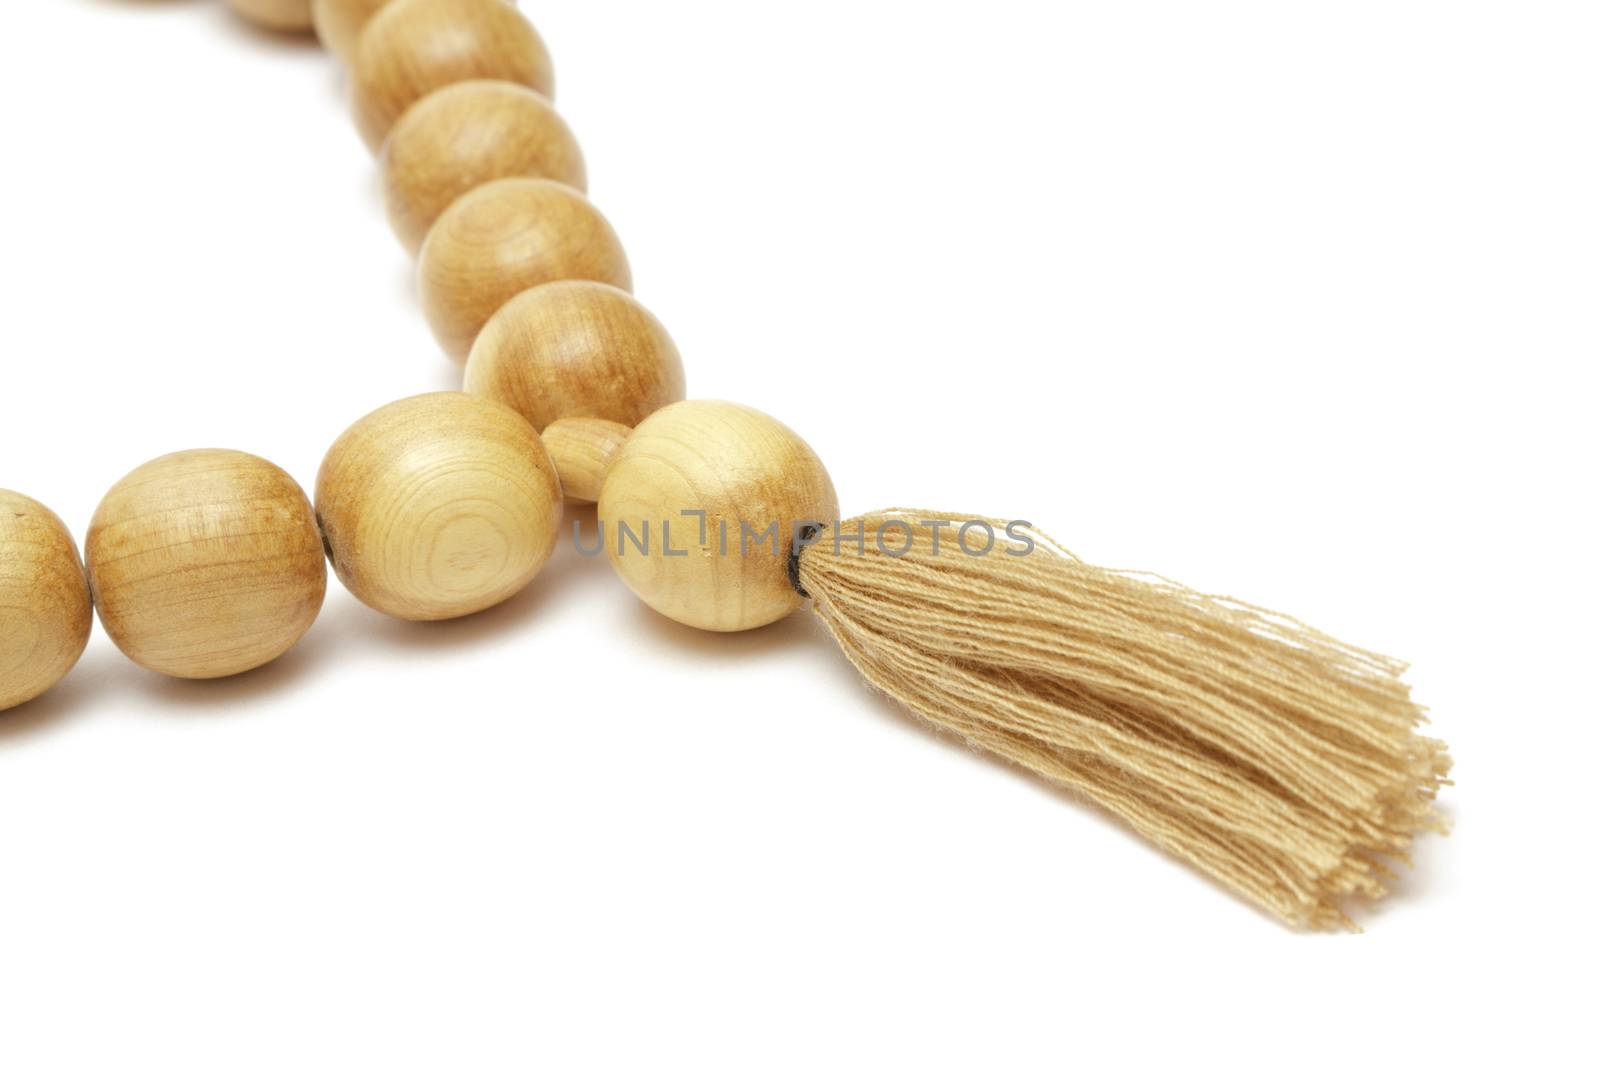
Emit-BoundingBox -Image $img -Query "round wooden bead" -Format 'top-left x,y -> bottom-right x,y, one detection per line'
86,450 -> 327,680
540,417 -> 631,505
383,80 -> 587,255
0,491 -> 93,712
228,0 -> 316,33
316,392 -> 563,621
311,0 -> 392,64
598,401 -> 838,632
351,0 -> 554,152
465,281 -> 685,430
419,178 -> 632,362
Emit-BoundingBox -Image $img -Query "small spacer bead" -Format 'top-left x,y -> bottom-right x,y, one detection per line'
541,418 -> 632,505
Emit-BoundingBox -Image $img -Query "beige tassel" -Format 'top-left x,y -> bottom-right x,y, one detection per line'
795,510 -> 1452,929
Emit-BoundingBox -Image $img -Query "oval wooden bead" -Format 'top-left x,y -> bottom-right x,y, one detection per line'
228,0 -> 316,33
86,450 -> 327,680
384,80 -> 587,255
0,491 -> 92,712
541,417 -> 631,505
419,178 -> 632,363
465,281 -> 684,430
598,401 -> 838,632
316,392 -> 563,621
311,0 -> 392,64
351,0 -> 554,152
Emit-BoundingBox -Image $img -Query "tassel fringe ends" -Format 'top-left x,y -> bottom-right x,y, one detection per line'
796,511 -> 1451,929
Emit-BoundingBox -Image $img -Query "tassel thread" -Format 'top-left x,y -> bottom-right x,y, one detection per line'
796,510 -> 1451,929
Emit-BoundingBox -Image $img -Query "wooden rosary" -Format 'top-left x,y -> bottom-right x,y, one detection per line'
0,0 -> 1451,929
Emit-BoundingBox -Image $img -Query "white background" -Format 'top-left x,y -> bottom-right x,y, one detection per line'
2,1 -> 1595,1062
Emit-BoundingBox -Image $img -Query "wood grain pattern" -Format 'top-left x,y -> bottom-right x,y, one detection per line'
351,0 -> 553,152
0,490 -> 93,711
598,401 -> 838,632
419,178 -> 631,363
384,80 -> 586,256
228,0 -> 316,33
540,418 -> 631,505
316,392 -> 563,621
86,450 -> 327,680
465,281 -> 683,430
311,0 -> 392,64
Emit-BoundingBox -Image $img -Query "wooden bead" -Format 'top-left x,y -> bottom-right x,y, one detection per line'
311,0 -> 392,64
465,281 -> 684,430
316,392 -> 562,621
86,451 -> 326,680
541,418 -> 631,505
419,179 -> 632,362
0,491 -> 93,712
351,0 -> 554,152
598,401 -> 838,632
228,0 -> 316,33
383,80 -> 587,256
